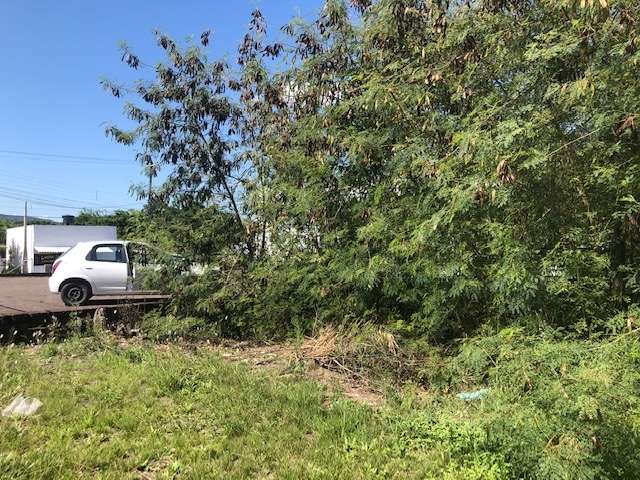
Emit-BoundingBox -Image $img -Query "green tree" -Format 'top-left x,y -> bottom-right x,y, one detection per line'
75,209 -> 143,240
108,0 -> 640,340
228,0 -> 640,338
102,31 -> 255,256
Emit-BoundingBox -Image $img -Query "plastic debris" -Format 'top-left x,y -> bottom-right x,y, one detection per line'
456,388 -> 490,401
2,394 -> 43,417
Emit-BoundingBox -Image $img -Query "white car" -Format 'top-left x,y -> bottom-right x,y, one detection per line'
49,240 -> 134,306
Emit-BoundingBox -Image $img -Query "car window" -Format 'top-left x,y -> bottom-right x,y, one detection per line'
86,244 -> 126,263
56,245 -> 75,259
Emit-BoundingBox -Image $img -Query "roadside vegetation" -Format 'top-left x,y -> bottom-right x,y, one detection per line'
100,0 -> 640,342
2,328 -> 640,479
3,0 -> 640,477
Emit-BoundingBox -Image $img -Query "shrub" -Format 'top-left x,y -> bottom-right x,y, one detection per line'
139,311 -> 219,342
400,328 -> 640,479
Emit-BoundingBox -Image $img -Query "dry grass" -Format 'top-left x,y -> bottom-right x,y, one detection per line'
294,324 -> 407,400
298,325 -> 399,362
298,325 -> 342,362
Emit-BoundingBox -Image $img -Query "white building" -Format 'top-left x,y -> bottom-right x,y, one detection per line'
5,225 -> 117,273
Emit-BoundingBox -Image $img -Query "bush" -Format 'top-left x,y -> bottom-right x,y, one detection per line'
395,328 -> 640,479
289,324 -> 640,478
139,311 -> 219,342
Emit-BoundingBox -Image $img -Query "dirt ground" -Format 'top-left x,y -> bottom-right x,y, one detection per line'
206,342 -> 385,407
146,338 -> 384,407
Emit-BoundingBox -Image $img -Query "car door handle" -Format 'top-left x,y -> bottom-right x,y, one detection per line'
84,267 -> 93,270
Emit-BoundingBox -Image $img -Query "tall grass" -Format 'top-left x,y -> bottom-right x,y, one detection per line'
2,328 -> 640,478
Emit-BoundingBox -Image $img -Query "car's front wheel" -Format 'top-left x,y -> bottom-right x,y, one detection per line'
60,281 -> 91,306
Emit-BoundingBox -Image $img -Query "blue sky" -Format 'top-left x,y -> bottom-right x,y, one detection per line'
0,0 -> 324,220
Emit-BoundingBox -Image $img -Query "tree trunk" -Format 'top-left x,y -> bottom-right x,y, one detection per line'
611,223 -> 626,304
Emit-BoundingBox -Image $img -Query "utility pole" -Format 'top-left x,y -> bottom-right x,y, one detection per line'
148,171 -> 153,203
21,201 -> 28,274
147,162 -> 156,207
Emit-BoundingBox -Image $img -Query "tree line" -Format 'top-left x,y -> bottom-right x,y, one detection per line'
104,0 -> 640,339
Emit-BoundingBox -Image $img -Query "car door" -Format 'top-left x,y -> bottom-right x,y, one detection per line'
84,244 -> 128,294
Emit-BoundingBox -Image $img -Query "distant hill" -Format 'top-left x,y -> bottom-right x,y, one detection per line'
0,214 -> 58,225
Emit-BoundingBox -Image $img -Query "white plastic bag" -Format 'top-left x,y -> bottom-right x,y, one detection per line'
2,394 -> 42,417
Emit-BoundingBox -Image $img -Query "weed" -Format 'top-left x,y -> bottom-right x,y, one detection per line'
2,330 -> 640,478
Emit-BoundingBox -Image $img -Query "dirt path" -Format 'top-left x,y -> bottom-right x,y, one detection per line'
152,340 -> 385,407
215,342 -> 385,407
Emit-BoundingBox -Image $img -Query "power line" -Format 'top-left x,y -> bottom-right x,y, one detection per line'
1,213 -> 64,220
0,191 -> 81,209
0,191 -> 91,210
0,154 -> 129,166
4,167 -> 143,198
0,191 -> 141,210
0,149 -> 132,164
6,173 -> 98,196
0,185 -> 106,207
0,185 -> 137,209
0,149 -> 153,216
0,186 -> 140,207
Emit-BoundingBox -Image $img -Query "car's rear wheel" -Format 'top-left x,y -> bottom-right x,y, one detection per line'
60,282 -> 91,306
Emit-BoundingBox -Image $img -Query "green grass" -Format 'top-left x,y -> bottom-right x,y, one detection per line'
0,336 -> 419,479
2,331 -> 640,479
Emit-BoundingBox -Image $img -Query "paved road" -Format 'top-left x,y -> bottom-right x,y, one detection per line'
0,276 -> 168,318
